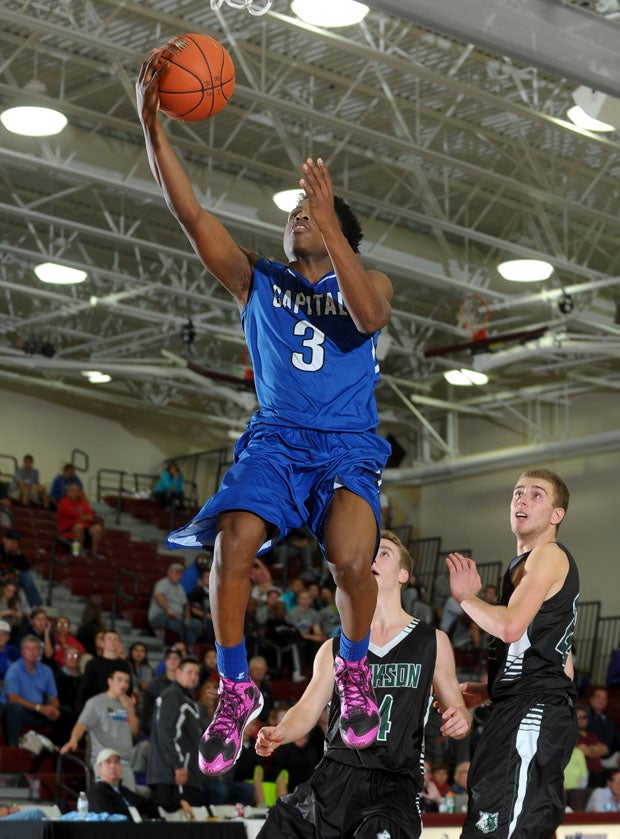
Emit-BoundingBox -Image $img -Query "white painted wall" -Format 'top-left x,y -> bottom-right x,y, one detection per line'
0,389 -> 168,499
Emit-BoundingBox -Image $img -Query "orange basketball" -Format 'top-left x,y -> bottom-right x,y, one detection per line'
158,33 -> 235,122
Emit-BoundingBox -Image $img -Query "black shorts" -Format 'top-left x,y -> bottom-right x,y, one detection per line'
462,692 -> 577,839
257,758 -> 422,839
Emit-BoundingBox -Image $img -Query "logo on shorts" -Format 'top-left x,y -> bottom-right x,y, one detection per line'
376,831 -> 391,839
476,812 -> 499,834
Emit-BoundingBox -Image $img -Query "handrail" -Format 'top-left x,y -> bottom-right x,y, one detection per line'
109,567 -> 139,631
47,538 -> 73,607
55,751 -> 91,803
71,448 -> 89,473
0,452 -> 17,480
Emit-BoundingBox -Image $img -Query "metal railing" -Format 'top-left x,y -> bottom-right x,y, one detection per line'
109,567 -> 140,630
47,538 -> 73,606
55,752 -> 91,803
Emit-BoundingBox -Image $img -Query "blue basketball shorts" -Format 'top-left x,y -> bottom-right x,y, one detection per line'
166,424 -> 391,555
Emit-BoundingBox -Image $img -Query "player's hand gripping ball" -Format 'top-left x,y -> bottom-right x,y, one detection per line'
157,33 -> 235,122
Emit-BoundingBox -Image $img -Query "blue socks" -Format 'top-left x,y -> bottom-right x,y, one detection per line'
216,640 -> 248,681
339,631 -> 370,662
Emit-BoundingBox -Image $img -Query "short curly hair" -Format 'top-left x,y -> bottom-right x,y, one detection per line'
293,191 -> 364,253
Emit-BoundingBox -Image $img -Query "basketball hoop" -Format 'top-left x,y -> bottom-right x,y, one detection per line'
210,0 -> 273,15
459,293 -> 491,342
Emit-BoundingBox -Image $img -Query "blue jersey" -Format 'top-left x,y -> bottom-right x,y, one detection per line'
242,258 -> 382,433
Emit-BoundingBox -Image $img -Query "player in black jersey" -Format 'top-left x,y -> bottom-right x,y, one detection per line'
447,468 -> 579,839
255,530 -> 472,839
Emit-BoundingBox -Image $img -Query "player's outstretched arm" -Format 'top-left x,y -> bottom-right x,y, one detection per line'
136,46 -> 253,307
255,640 -> 335,757
432,630 -> 473,740
447,544 -> 568,643
300,157 -> 392,334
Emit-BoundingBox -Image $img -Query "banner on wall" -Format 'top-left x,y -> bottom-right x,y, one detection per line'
557,825 -> 620,839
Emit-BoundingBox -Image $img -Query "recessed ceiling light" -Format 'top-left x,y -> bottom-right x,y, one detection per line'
291,0 -> 369,28
272,189 -> 304,212
34,262 -> 87,285
497,259 -> 554,283
566,105 -> 615,133
444,369 -> 489,386
81,370 -> 111,384
1,105 -> 67,137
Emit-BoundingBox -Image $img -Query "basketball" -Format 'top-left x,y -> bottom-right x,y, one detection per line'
157,33 -> 235,122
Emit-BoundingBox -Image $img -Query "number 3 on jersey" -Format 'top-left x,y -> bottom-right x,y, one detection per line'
291,320 -> 326,372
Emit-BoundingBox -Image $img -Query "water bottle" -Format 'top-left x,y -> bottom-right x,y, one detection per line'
445,791 -> 456,814
77,791 -> 89,820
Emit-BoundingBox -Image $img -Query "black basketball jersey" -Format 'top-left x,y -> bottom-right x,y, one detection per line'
488,541 -> 579,701
325,619 -> 437,780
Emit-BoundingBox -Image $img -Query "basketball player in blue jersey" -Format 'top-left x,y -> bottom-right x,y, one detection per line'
447,468 -> 579,839
137,48 -> 393,775
255,530 -> 472,839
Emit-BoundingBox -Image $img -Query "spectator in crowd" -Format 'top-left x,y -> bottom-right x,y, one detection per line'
250,557 -> 274,600
128,642 -> 153,695
153,642 -> 187,675
0,805 -> 47,821
269,732 -> 319,798
153,462 -> 185,509
606,648 -> 620,687
147,656 -> 209,816
88,747 -> 158,820
141,645 -> 182,735
248,656 -> 274,725
244,596 -> 263,659
3,635 -> 73,745
57,483 -> 104,558
75,600 -> 105,657
273,528 -> 316,575
255,586 -> 282,628
187,566 -> 215,644
317,586 -> 341,639
577,703 -> 610,787
61,668 -> 140,789
586,769 -> 620,812
197,645 -> 218,691
262,599 -> 306,682
280,577 -> 305,612
51,615 -> 86,669
0,530 -> 43,608
9,454 -> 49,509
76,628 -> 132,711
449,761 -> 470,794
0,619 -> 19,682
588,687 -> 620,759
564,738 -> 589,797
0,574 -> 29,637
181,551 -> 212,595
49,463 -> 83,508
15,607 -> 55,667
421,759 -> 443,813
431,762 -> 451,795
147,562 -> 201,645
54,644 -> 83,717
286,589 -> 325,664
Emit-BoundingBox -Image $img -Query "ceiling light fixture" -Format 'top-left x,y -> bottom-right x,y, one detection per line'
566,105 -> 615,133
497,259 -> 554,283
444,369 -> 489,386
568,85 -> 619,133
81,370 -> 112,384
34,262 -> 87,285
1,80 -> 67,137
272,189 -> 303,212
1,105 -> 67,137
291,0 -> 369,28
